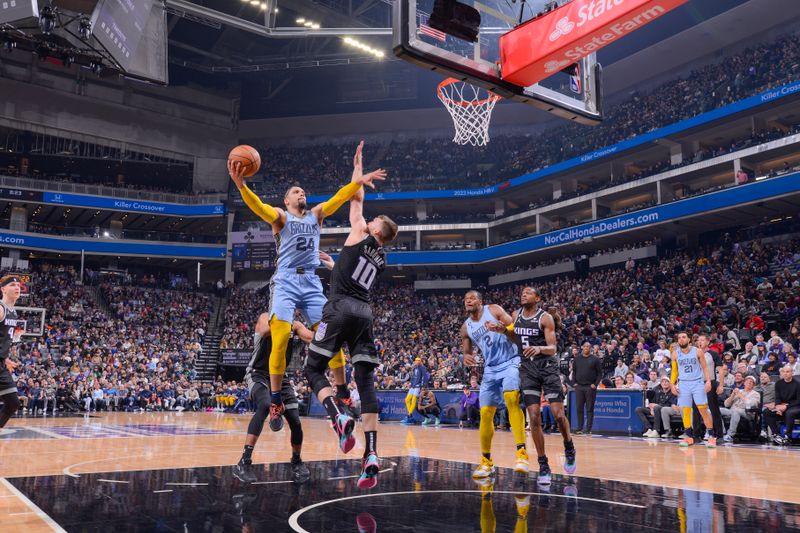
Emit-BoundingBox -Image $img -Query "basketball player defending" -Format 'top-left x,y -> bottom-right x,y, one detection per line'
304,184 -> 398,489
229,141 -> 385,430
0,276 -> 22,430
462,290 -> 529,479
671,332 -> 716,447
233,313 -> 315,484
498,286 -> 576,485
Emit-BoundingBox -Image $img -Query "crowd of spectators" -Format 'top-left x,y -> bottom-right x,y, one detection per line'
250,33 -> 800,198
2,264 -> 223,416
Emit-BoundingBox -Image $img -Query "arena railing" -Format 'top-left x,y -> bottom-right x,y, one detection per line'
0,174 -> 225,205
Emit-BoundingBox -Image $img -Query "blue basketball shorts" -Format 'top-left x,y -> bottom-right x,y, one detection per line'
268,271 -> 327,324
479,360 -> 521,408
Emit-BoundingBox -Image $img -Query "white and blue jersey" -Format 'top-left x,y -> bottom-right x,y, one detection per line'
268,211 -> 326,324
465,305 -> 520,407
676,346 -> 708,407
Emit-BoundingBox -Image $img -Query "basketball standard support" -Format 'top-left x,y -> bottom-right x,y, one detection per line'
500,0 -> 689,88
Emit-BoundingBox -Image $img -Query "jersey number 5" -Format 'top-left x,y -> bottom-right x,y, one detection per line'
352,256 -> 378,290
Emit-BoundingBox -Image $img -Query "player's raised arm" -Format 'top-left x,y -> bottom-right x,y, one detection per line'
229,160 -> 286,227
312,141 -> 387,223
344,185 -> 369,246
461,323 -> 476,367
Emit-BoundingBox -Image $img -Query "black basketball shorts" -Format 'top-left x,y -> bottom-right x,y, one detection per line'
308,297 -> 379,368
520,355 -> 564,407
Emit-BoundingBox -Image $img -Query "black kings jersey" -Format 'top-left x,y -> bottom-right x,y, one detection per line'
513,308 -> 546,352
330,235 -> 386,303
0,302 -> 19,360
246,333 -> 304,376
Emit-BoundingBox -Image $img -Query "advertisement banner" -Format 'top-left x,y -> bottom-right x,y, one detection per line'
569,390 -> 645,433
0,231 -> 226,259
309,390 -> 467,424
42,192 -> 225,217
385,172 -> 800,265
500,0 -> 688,87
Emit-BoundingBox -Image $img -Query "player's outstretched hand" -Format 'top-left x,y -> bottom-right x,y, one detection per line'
356,169 -> 387,189
463,353 -> 477,367
4,358 -> 18,372
228,159 -> 246,189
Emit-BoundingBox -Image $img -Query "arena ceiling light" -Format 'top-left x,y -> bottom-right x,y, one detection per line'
342,37 -> 385,58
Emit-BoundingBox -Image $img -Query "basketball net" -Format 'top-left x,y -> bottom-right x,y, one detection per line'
437,78 -> 501,146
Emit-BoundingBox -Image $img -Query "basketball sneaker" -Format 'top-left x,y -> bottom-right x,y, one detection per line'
291,458 -> 311,483
473,476 -> 494,496
356,513 -> 377,533
268,403 -> 285,432
333,413 -> 356,453
537,456 -> 552,485
514,447 -> 530,474
564,444 -> 577,474
680,436 -> 694,447
472,456 -> 496,479
514,495 -> 530,519
357,453 -> 380,489
337,396 -> 356,418
706,436 -> 717,448
232,462 -> 257,484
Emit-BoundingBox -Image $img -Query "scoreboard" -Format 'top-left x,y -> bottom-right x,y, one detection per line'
230,229 -> 277,271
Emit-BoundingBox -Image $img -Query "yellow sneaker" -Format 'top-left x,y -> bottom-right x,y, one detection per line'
474,475 -> 495,497
472,456 -> 496,479
514,447 -> 530,473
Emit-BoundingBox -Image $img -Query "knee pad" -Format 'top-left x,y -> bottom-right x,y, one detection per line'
354,364 -> 378,414
304,351 -> 332,396
503,390 -> 521,409
284,408 -> 303,446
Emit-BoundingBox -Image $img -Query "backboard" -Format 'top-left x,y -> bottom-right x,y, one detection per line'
393,0 -> 603,124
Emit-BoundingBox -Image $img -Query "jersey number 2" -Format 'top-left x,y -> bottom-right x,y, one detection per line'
352,256 -> 377,290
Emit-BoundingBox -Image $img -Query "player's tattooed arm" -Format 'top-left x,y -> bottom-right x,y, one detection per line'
461,323 -> 476,367
532,312 -> 558,357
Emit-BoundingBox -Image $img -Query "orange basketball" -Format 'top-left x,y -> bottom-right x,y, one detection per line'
228,145 -> 261,178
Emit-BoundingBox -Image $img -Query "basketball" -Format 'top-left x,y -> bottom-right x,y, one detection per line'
228,144 -> 261,178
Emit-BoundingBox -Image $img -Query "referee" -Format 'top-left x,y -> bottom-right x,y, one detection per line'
573,342 -> 602,435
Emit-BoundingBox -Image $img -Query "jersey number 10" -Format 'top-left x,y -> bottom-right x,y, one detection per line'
352,256 -> 378,290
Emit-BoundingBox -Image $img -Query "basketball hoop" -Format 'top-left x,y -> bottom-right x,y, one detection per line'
437,78 -> 501,147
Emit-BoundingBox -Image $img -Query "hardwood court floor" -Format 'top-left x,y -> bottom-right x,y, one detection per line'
0,412 -> 797,531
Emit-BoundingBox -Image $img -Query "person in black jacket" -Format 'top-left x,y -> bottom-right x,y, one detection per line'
573,342 -> 602,435
636,376 -> 679,437
763,366 -> 800,445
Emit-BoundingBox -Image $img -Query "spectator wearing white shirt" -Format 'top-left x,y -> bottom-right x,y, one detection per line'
720,375 -> 760,442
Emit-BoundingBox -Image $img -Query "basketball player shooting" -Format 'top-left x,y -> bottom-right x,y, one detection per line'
303,183 -> 398,490
228,142 -> 386,431
0,275 -> 22,429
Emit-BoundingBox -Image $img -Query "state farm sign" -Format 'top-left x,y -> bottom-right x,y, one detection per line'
500,0 -> 688,87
